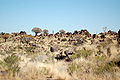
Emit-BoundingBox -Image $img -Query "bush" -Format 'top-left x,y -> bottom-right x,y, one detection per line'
93,55 -> 117,75
0,53 -> 20,76
93,63 -> 116,75
95,55 -> 107,63
85,31 -> 90,36
73,41 -> 83,46
25,46 -> 35,53
70,50 -> 92,59
67,63 -> 81,73
99,42 -> 109,48
61,38 -> 67,41
21,35 -> 34,44
1,33 -> 9,42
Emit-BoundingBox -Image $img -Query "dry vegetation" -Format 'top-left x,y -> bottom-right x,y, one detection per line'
0,28 -> 120,80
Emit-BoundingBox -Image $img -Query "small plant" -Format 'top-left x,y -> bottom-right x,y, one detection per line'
93,63 -> 116,75
93,55 -> 117,75
73,41 -> 83,46
0,32 -> 5,35
25,46 -> 35,52
1,33 -> 9,42
103,27 -> 107,33
67,63 -> 82,73
61,38 -> 67,41
70,50 -> 92,59
0,53 -> 20,76
21,35 -> 34,44
6,47 -> 16,54
95,55 -> 107,64
99,42 -> 109,48
85,31 -> 90,36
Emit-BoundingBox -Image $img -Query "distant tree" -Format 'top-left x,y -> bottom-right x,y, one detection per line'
43,29 -> 48,34
52,30 -> 54,34
59,29 -> 65,34
85,31 -> 90,36
103,27 -> 107,33
32,27 -> 42,36
73,30 -> 78,35
92,34 -> 96,39
19,31 -> 26,35
2,33 -> 9,42
0,32 -> 5,35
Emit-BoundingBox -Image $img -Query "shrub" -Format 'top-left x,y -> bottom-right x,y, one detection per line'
99,42 -> 109,48
21,35 -> 34,44
73,41 -> 83,46
61,38 -> 67,41
85,31 -> 90,36
95,55 -> 107,65
0,32 -> 5,35
93,55 -> 117,75
70,50 -> 92,59
25,46 -> 35,52
1,33 -> 9,42
93,63 -> 116,75
0,53 -> 20,76
67,63 -> 82,73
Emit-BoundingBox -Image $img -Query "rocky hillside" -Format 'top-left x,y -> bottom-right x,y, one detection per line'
0,29 -> 120,80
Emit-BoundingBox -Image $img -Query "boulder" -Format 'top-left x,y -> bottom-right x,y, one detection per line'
55,54 -> 66,60
50,47 -> 54,52
92,34 -> 96,39
64,50 -> 75,55
101,34 -> 105,39
50,46 -> 60,52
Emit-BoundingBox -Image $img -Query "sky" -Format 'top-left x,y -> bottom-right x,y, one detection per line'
0,0 -> 120,35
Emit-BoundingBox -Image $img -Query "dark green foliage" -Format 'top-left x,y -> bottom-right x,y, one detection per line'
0,53 -> 20,76
94,63 -> 116,75
61,38 -> 67,41
67,63 -> 81,73
85,31 -> 90,36
25,46 -> 35,52
70,50 -> 92,59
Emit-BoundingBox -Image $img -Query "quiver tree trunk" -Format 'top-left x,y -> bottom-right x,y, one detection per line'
5,38 -> 7,42
35,32 -> 38,37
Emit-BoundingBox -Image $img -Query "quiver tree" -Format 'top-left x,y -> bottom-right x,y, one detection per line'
59,29 -> 65,34
43,29 -> 48,35
103,27 -> 107,34
2,33 -> 9,42
32,27 -> 42,36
